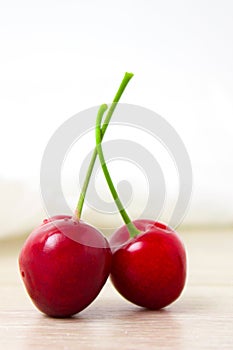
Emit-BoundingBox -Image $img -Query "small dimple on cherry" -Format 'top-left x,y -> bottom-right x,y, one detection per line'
153,222 -> 167,230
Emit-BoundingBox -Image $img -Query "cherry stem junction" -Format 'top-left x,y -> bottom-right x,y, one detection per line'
96,104 -> 140,238
75,72 -> 134,219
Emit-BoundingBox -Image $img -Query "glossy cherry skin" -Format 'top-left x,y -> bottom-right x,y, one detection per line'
19,216 -> 112,317
110,220 -> 186,310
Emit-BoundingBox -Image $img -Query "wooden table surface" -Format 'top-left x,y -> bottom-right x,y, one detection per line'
0,229 -> 233,349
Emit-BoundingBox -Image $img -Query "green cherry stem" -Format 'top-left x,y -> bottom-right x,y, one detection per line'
96,104 -> 140,238
75,72 -> 134,220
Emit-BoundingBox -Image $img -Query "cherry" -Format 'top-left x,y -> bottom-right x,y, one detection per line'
110,220 -> 186,309
95,105 -> 187,310
19,216 -> 112,317
18,73 -> 134,317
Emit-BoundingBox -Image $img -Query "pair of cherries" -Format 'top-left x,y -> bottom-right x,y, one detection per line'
19,74 -> 187,318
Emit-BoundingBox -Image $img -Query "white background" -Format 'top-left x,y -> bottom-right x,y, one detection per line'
0,0 -> 233,237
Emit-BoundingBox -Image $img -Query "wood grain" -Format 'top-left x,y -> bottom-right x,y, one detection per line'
0,230 -> 233,349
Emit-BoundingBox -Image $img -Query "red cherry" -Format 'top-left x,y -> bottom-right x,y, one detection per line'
19,217 -> 112,317
110,219 -> 186,310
